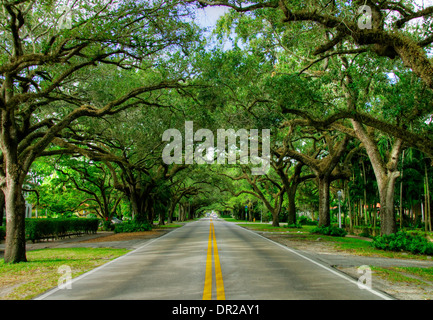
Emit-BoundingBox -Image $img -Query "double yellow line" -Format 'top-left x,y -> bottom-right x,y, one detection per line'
202,221 -> 225,300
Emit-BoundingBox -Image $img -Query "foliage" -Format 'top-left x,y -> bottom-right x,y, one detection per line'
311,225 -> 347,237
0,226 -> 5,240
4,0 -> 433,264
113,221 -> 152,233
372,232 -> 433,255
25,219 -> 99,242
102,220 -> 114,231
284,222 -> 302,229
298,216 -> 318,226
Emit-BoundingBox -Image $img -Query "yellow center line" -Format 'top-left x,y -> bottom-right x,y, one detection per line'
202,221 -> 225,300
202,222 -> 213,300
212,222 -> 225,300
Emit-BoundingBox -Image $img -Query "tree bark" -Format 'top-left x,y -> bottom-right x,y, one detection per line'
3,180 -> 27,263
342,67 -> 402,235
378,173 -> 399,235
287,186 -> 297,225
167,202 -> 176,224
399,150 -> 405,230
318,175 -> 331,227
271,210 -> 280,227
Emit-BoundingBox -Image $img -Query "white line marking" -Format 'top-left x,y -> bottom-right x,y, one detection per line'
34,226 -> 184,300
233,222 -> 394,300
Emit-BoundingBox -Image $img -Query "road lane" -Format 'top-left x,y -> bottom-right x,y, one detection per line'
37,219 -> 210,300
36,218 -> 392,300
213,220 -> 390,300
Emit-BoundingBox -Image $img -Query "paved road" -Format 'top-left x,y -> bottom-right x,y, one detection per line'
35,218 -> 392,300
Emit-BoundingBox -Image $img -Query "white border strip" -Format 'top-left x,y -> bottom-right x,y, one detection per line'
237,224 -> 394,300
34,225 -> 184,300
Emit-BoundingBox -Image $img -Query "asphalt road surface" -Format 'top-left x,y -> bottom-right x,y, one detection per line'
35,218 -> 392,300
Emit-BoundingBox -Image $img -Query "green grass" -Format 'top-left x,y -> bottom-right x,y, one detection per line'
156,223 -> 183,229
371,266 -> 433,286
0,247 -> 130,300
237,222 -> 315,233
222,217 -> 245,223
238,222 -> 433,260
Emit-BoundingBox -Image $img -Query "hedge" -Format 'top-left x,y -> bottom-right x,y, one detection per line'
25,218 -> 99,242
311,225 -> 347,237
113,220 -> 152,233
372,231 -> 433,255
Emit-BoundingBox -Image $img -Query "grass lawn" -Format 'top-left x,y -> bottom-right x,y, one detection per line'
371,266 -> 433,285
236,222 -> 315,233
155,223 -> 183,229
236,222 -> 433,260
0,247 -> 130,300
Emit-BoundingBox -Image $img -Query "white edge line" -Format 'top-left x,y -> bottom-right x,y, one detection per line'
34,225 -> 184,300
236,223 -> 394,301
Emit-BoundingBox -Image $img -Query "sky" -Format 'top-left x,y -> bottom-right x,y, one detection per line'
194,5 -> 229,29
193,1 -> 433,28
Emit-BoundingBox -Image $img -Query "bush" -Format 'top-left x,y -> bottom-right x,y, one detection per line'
25,218 -> 99,242
372,231 -> 433,255
102,220 -> 114,231
311,225 -> 347,237
113,220 -> 152,233
298,216 -> 318,226
285,222 -> 302,229
0,226 -> 5,240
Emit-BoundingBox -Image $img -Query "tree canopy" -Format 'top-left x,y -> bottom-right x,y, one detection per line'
1,0 -> 433,263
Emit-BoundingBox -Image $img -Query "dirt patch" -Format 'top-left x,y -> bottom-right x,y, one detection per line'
79,230 -> 166,243
336,266 -> 433,300
263,233 -> 351,255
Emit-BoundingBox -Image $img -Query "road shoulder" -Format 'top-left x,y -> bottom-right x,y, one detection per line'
255,231 -> 433,300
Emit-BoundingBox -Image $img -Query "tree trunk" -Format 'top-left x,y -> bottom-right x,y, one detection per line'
351,119 -> 402,235
425,163 -> 431,232
399,150 -> 405,230
158,210 -> 165,226
271,210 -> 280,227
1,108 -> 29,263
129,191 -> 149,223
3,181 -> 27,263
318,175 -> 331,227
287,186 -> 297,225
378,174 -> 399,235
345,180 -> 353,233
167,202 -> 175,224
179,204 -> 186,222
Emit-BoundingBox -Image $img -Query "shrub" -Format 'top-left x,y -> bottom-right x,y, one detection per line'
298,216 -> 318,226
25,218 -> 99,242
0,226 -> 5,240
285,222 -> 302,229
311,225 -> 347,237
102,220 -> 114,231
113,220 -> 152,233
372,231 -> 433,255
